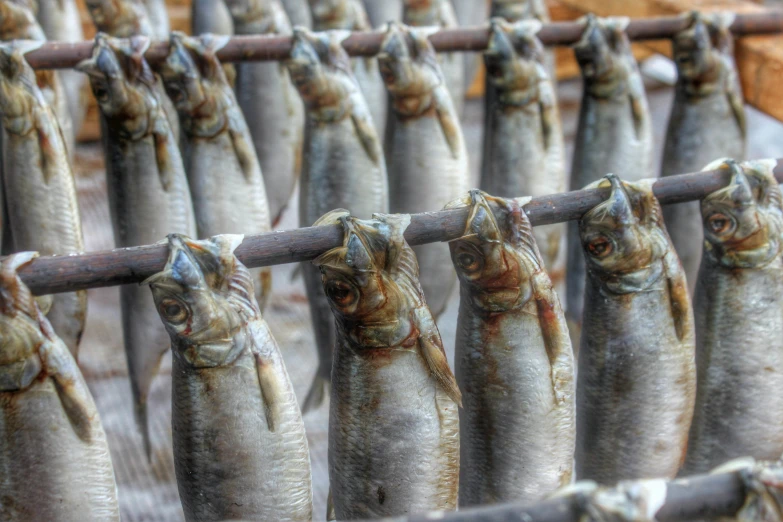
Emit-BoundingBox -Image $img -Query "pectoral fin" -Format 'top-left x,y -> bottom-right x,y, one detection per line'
434,91 -> 462,159
152,120 -> 174,191
326,488 -> 336,521
350,111 -> 381,165
255,352 -> 283,432
228,124 -> 258,182
532,271 -> 574,405
663,251 -> 693,343
419,332 -> 462,407
728,87 -> 747,138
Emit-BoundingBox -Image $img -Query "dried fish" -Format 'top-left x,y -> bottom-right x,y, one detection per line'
362,0 -> 401,28
191,0 -> 234,36
452,0 -> 488,89
281,0 -> 311,28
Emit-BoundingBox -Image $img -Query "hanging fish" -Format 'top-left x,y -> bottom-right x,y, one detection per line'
402,0 -> 465,116
145,234 -> 312,521
314,209 -> 460,520
380,23 -> 469,319
286,27 -> 388,413
566,15 -> 654,346
310,0 -> 388,137
481,18 -> 566,290
191,0 -> 234,36
0,252 -> 119,521
448,191 -> 574,507
576,175 -> 695,484
223,0 -> 304,226
76,33 -> 197,458
549,479 -> 667,522
281,0 -> 312,28
451,0 -> 489,90
682,159 -> 783,475
156,32 -> 272,311
141,0 -> 170,39
0,42 -> 86,356
661,12 -> 746,295
362,0 -> 401,28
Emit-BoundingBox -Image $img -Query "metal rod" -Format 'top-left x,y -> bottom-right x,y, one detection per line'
372,470 -> 747,522
22,10 -> 783,70
15,159 -> 783,296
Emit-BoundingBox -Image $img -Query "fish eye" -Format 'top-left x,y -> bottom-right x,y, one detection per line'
92,82 -> 110,102
706,213 -> 734,235
325,280 -> 357,307
586,236 -> 613,258
159,297 -> 188,324
456,251 -> 480,272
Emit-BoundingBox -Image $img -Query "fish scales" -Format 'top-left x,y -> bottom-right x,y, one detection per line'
191,0 -> 234,35
314,210 -> 460,519
225,0 -> 304,226
147,234 -> 312,521
576,176 -> 695,484
286,27 -> 388,413
381,23 -> 469,319
481,19 -> 567,291
0,43 -> 85,356
682,160 -> 783,475
566,15 -> 654,346
310,0 -> 388,138
0,252 -> 119,521
449,192 -> 575,507
661,12 -> 746,295
77,34 -> 197,457
157,32 -> 272,310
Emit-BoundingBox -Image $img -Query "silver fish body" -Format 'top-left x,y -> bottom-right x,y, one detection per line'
402,0 -> 465,116
281,0 -> 311,27
449,192 -> 575,507
157,32 -> 272,310
380,24 -> 469,318
141,0 -> 169,39
191,0 -> 234,35
362,0 -> 401,27
452,0 -> 488,90
286,28 -> 388,412
576,176 -> 695,484
225,0 -> 304,226
661,13 -> 746,295
0,43 -> 85,356
481,19 -> 566,291
0,252 -> 119,521
77,34 -> 197,457
146,234 -> 312,522
682,160 -> 783,475
566,15 -> 654,344
310,0 -> 388,137
314,210 -> 461,519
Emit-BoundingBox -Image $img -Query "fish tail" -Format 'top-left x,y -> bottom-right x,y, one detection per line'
302,372 -> 330,414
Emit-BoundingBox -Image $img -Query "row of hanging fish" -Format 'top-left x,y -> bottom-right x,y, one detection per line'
2,156 -> 782,520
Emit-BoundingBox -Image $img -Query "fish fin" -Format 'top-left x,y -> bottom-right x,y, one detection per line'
418,328 -> 462,407
152,117 -> 175,191
326,488 -> 336,521
537,72 -> 557,151
663,250 -> 694,343
628,75 -> 647,141
254,351 -> 283,432
434,90 -> 462,159
302,373 -> 330,414
350,110 -> 381,165
727,85 -> 746,138
227,124 -> 258,182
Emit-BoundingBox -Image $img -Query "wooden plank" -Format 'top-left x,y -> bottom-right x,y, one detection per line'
556,0 -> 783,121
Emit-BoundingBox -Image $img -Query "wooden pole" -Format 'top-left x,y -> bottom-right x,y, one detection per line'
22,10 -> 783,70
16,159 -> 783,296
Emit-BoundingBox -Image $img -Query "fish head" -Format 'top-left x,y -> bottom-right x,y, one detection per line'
0,41 -> 45,133
144,234 -> 258,368
314,211 -> 419,349
701,160 -> 783,268
223,0 -> 270,26
484,18 -> 544,94
580,175 -> 669,294
0,252 -> 45,391
377,23 -> 441,99
309,0 -> 348,27
573,15 -> 630,91
448,191 -> 540,312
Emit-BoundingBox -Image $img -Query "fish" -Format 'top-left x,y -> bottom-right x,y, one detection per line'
566,15 -> 654,348
191,0 -> 234,36
681,159 -> 783,475
313,209 -> 460,519
0,252 -> 119,521
285,27 -> 388,413
576,175 -> 696,484
224,0 -> 304,226
141,0 -> 170,39
144,234 -> 312,522
402,0 -> 465,116
34,0 -> 87,140
447,191 -> 575,506
310,0 -> 388,137
379,23 -> 469,319
549,479 -> 667,522
362,0 -> 401,28
661,12 -> 746,295
156,32 -> 272,312
0,42 -> 86,357
76,33 -> 197,458
84,0 -> 181,143
281,0 -> 311,28
709,458 -> 783,521
481,18 -> 567,291
451,0 -> 488,90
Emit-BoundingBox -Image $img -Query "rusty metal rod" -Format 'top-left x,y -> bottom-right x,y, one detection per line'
23,10 -> 783,70
371,470 -> 748,522
15,159 -> 783,296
